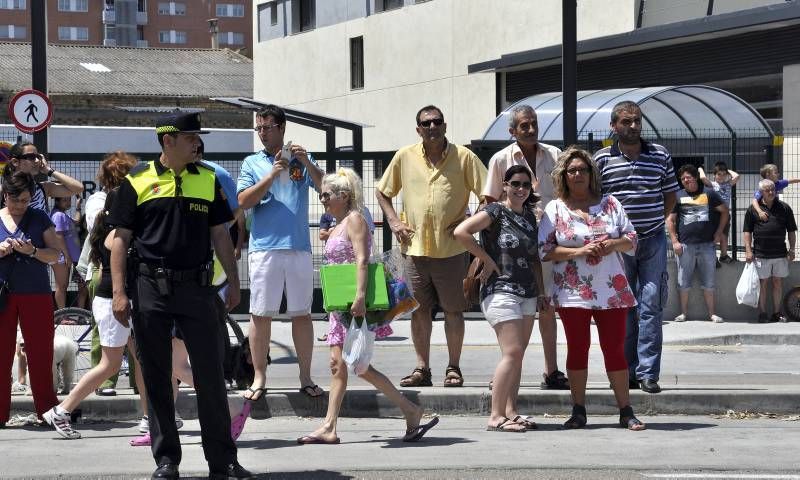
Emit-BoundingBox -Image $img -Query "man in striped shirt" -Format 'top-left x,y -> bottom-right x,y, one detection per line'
593,101 -> 679,394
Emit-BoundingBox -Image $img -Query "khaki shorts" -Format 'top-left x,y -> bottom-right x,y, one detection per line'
405,253 -> 468,313
755,257 -> 789,279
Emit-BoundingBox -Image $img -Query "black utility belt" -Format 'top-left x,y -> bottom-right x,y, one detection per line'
138,263 -> 211,283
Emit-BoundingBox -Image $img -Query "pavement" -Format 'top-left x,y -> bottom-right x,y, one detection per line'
9,314 -> 800,422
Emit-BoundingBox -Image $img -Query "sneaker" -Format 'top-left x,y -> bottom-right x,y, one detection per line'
772,313 -> 787,323
540,370 -> 569,390
11,381 -> 28,394
138,415 -> 149,433
674,314 -> 686,322
43,407 -> 81,439
719,255 -> 735,264
175,413 -> 184,430
710,314 -> 724,323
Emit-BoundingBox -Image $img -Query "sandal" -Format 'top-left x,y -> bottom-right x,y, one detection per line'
399,367 -> 432,387
562,404 -> 587,429
486,417 -> 526,433
129,433 -> 151,446
512,415 -> 538,430
402,416 -> 440,442
243,386 -> 267,402
619,405 -> 646,431
541,369 -> 570,390
443,365 -> 464,387
299,384 -> 324,398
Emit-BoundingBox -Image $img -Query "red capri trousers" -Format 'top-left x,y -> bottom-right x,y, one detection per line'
557,307 -> 628,372
0,293 -> 58,424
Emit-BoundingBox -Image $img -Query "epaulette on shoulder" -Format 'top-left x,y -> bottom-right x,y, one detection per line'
196,161 -> 214,172
128,162 -> 151,176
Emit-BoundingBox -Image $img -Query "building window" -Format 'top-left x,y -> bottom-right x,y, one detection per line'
292,0 -> 314,33
270,3 -> 277,25
58,0 -> 88,11
0,25 -> 26,39
216,3 -> 244,17
157,2 -> 185,15
138,0 -> 147,12
0,0 -> 26,10
220,31 -> 244,45
350,36 -> 364,90
376,0 -> 403,12
58,26 -> 89,41
158,30 -> 187,44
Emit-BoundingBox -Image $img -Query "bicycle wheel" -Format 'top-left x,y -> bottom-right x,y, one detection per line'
782,286 -> 800,322
53,307 -> 94,381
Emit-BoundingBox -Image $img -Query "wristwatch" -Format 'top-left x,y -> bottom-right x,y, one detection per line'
46,168 -> 54,177
29,246 -> 37,257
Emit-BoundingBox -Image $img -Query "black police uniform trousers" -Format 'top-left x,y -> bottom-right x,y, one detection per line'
132,272 -> 236,470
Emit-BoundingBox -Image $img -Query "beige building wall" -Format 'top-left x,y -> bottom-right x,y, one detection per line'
640,0 -> 784,27
251,0 -> 636,152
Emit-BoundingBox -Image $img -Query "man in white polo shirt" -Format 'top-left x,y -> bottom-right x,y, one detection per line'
483,104 -> 569,390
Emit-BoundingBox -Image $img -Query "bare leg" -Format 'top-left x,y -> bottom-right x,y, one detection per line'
758,278 -> 770,314
53,262 -> 69,309
506,315 -> 535,419
15,342 -> 28,386
171,338 -> 194,387
302,346 -> 347,442
246,314 -> 271,397
608,369 -> 631,408
719,234 -> 729,257
360,366 -> 423,430
772,276 -> 783,315
538,306 -> 559,375
291,314 -> 316,388
489,320 -> 526,431
443,311 -> 464,368
127,335 -> 148,413
60,346 -> 124,412
679,290 -> 690,316
410,307 -> 433,368
567,368 -> 588,407
702,289 -> 716,317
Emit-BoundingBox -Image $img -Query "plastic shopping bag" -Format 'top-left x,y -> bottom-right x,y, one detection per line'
342,317 -> 376,375
736,262 -> 760,307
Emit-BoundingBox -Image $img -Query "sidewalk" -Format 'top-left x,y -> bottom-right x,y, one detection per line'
10,317 -> 800,422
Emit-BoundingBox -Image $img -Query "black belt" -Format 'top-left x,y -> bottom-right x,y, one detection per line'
138,263 -> 204,282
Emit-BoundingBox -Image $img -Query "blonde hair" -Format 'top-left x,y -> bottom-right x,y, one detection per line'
321,167 -> 364,214
551,146 -> 602,200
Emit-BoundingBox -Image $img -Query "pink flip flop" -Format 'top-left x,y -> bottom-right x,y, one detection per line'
231,400 -> 252,441
129,433 -> 151,446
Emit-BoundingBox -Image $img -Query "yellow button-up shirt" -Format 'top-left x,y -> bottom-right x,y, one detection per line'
377,141 -> 487,258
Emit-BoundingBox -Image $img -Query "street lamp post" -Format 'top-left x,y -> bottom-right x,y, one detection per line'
31,0 -> 48,153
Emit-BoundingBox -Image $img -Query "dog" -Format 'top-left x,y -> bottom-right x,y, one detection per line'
52,334 -> 79,394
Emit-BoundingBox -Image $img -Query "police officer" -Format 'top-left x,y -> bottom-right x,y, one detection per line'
108,112 -> 253,480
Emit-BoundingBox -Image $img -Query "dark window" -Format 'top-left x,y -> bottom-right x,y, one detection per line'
299,0 -> 313,32
271,2 -> 277,25
350,36 -> 364,90
377,0 -> 403,11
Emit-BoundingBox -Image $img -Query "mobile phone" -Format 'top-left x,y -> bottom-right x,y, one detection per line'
280,141 -> 293,162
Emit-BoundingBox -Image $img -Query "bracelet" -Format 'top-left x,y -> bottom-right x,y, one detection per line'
29,246 -> 37,258
47,169 -> 55,177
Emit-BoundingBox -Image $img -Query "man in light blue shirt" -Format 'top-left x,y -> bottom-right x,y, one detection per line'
237,104 -> 324,400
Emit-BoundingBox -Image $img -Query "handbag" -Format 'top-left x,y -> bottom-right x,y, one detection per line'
319,263 -> 390,312
736,262 -> 760,307
463,256 -> 484,307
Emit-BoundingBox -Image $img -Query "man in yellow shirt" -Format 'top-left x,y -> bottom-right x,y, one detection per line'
376,105 -> 487,387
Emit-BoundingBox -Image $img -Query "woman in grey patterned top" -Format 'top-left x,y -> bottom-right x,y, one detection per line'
455,164 -> 546,433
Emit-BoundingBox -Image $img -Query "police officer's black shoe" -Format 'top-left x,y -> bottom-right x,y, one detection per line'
639,379 -> 662,394
209,462 -> 254,480
152,463 -> 179,479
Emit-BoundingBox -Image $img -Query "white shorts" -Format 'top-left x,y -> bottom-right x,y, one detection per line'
755,257 -> 789,279
92,296 -> 131,348
248,249 -> 313,317
481,292 -> 537,327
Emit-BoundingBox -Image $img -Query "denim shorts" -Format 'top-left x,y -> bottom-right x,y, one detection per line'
676,242 -> 716,290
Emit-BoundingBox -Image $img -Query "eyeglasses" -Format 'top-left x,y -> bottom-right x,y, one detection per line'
319,192 -> 336,201
566,167 -> 590,176
17,153 -> 39,161
254,124 -> 282,132
417,118 -> 444,128
505,181 -> 532,190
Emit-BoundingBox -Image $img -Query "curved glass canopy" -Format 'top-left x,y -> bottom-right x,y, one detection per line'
482,86 -> 773,142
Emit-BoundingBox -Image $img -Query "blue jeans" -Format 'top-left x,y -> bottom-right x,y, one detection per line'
676,242 -> 716,290
623,232 -> 668,381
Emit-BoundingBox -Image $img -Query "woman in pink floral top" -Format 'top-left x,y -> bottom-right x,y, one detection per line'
538,147 -> 645,431
298,168 -> 438,445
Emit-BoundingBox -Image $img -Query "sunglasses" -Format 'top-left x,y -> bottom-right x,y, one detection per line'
417,118 -> 444,128
505,181 -> 532,190
566,167 -> 590,176
254,124 -> 281,132
319,192 -> 336,201
17,153 -> 40,161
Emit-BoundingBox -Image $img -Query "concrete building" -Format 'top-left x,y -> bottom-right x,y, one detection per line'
1,0 -> 251,54
250,0 -> 800,151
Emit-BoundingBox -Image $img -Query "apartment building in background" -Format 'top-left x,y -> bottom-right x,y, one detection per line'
1,0 -> 251,54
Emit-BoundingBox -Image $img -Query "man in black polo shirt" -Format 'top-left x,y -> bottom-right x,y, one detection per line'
743,178 -> 797,323
107,113 -> 253,480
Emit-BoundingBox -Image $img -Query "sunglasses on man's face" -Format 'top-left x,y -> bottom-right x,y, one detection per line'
417,118 -> 444,128
505,181 -> 532,190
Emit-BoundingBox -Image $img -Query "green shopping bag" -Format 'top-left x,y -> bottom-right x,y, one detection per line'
320,263 -> 390,312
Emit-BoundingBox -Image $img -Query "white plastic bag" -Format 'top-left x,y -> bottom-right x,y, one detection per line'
342,317 -> 376,375
736,262 -> 760,307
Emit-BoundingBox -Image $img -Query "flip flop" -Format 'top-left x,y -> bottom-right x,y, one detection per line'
243,386 -> 267,402
402,416 -> 440,442
231,401 -> 252,441
299,384 -> 324,398
487,417 -> 527,433
512,415 -> 538,430
297,435 -> 341,445
129,433 -> 151,446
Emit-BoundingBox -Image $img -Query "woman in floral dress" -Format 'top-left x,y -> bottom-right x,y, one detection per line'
297,168 -> 438,444
538,147 -> 645,431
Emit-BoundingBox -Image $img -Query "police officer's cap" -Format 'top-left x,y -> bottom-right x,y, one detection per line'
155,112 -> 210,135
